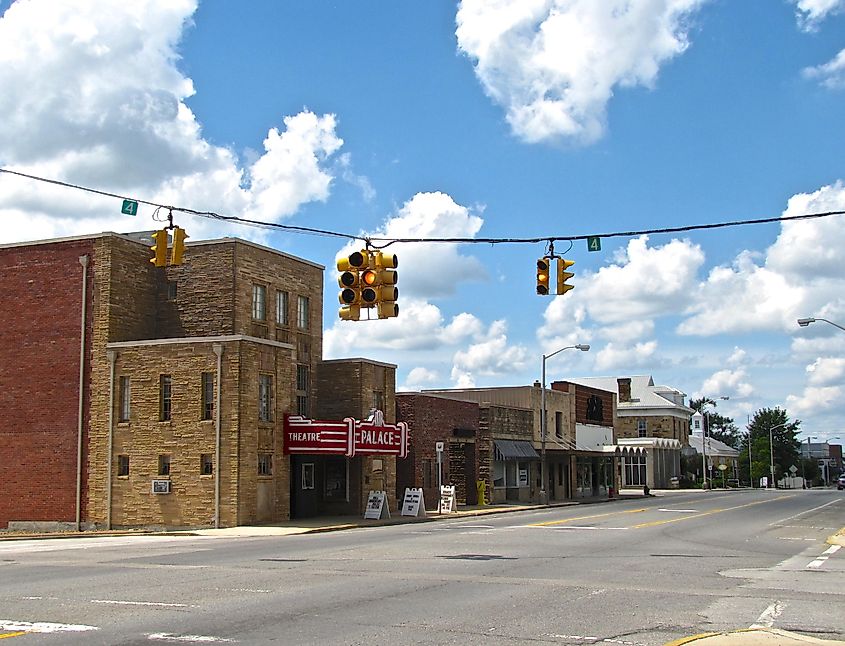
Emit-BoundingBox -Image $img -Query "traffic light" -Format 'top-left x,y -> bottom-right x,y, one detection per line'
536,258 -> 550,295
150,229 -> 168,267
556,258 -> 574,295
337,250 -> 370,320
370,251 -> 398,319
170,227 -> 188,266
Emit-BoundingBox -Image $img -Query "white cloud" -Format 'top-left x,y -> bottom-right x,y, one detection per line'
805,356 -> 845,386
451,320 -> 530,386
700,368 -> 754,400
456,0 -> 706,144
803,48 -> 845,89
793,0 -> 845,31
726,347 -> 747,366
679,182 -> 845,336
786,385 -> 842,415
402,367 -> 440,390
0,0 -> 343,244
593,341 -> 658,372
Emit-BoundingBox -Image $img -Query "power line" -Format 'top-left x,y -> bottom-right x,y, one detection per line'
2,166 -> 843,246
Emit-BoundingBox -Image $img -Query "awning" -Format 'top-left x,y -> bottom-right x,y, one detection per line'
494,440 -> 540,461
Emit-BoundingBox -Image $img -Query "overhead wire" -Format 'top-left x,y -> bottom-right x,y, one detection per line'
2,166 -> 844,246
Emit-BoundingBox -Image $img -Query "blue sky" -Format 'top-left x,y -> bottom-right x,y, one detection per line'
1,0 -> 844,444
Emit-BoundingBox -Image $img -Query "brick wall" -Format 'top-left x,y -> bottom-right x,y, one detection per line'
396,393 -> 483,509
0,238 -> 96,528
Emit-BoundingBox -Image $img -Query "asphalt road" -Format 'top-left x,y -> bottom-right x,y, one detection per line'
0,489 -> 843,645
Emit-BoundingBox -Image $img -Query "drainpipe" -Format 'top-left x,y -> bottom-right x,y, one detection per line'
106,350 -> 117,530
213,343 -> 223,528
76,255 -> 89,531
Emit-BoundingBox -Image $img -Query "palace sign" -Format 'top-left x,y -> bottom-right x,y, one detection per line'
284,410 -> 409,458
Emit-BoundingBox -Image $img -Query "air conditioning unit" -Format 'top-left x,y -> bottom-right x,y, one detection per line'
151,479 -> 171,494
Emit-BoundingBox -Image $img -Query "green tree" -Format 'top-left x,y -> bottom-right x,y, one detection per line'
742,407 -> 800,486
690,397 -> 739,448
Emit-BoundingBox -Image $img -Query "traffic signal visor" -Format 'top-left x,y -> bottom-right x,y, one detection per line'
536,258 -> 550,295
556,258 -> 575,294
150,229 -> 168,267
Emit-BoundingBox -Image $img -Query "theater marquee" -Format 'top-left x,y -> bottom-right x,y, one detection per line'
284,410 -> 409,458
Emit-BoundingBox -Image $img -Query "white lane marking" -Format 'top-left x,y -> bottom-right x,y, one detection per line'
822,545 -> 841,556
751,601 -> 784,628
807,544 -> 840,568
455,525 -> 494,529
777,537 -> 817,541
657,508 -> 697,513
551,526 -> 629,531
769,498 -> 843,526
0,619 -> 98,633
807,557 -> 828,569
92,599 -> 192,608
148,633 -> 235,643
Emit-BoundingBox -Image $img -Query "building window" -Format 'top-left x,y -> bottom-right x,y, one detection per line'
166,281 -> 178,301
276,290 -> 289,326
297,334 -> 311,361
297,295 -> 309,329
258,374 -> 273,422
118,376 -> 131,422
637,419 -> 647,438
296,365 -> 309,417
117,455 -> 129,477
693,418 -> 701,430
373,390 -> 385,413
258,453 -> 273,476
623,454 -> 647,486
200,453 -> 213,476
159,375 -> 172,421
201,372 -> 214,421
253,284 -> 267,320
158,454 -> 171,476
555,411 -> 563,438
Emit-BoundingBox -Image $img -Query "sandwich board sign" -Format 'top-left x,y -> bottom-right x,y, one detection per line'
439,485 -> 456,514
401,488 -> 426,517
364,490 -> 390,520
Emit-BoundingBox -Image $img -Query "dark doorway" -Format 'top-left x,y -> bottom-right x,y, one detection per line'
290,455 -> 318,518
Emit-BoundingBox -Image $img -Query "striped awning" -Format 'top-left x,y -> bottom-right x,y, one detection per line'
494,440 -> 540,461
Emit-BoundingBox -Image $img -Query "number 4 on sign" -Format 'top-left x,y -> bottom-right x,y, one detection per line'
587,236 -> 601,252
121,199 -> 138,216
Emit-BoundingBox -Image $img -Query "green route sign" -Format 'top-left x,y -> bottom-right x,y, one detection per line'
587,236 -> 601,252
121,199 -> 138,216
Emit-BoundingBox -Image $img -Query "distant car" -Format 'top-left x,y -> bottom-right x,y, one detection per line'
838,474 -> 845,490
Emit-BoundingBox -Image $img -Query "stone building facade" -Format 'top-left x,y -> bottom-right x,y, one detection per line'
0,232 -> 397,530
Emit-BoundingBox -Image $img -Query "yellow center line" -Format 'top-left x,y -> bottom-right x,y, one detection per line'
530,508 -> 647,527
633,495 -> 795,529
0,632 -> 27,639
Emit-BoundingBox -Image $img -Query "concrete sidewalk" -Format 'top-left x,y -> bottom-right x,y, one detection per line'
666,627 -> 845,645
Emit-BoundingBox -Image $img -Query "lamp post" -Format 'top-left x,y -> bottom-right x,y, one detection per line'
798,317 -> 845,332
700,397 -> 728,490
747,429 -> 754,488
540,343 -> 590,504
768,422 -> 787,489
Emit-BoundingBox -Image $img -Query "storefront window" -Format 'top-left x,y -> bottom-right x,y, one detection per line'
623,454 -> 647,486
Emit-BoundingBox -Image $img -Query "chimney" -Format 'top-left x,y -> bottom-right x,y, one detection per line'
618,378 -> 632,403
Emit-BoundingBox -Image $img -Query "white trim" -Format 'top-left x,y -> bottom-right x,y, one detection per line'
107,334 -> 294,350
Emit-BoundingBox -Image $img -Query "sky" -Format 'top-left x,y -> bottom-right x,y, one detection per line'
1,0 -> 844,445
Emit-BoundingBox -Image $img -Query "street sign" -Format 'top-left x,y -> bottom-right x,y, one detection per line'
435,441 -> 444,453
587,236 -> 601,252
121,199 -> 138,216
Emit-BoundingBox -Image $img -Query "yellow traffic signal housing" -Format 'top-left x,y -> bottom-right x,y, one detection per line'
150,229 -> 168,267
170,227 -> 188,266
337,250 -> 373,320
370,251 -> 398,318
336,249 -> 399,319
536,258 -> 550,295
556,258 -> 575,294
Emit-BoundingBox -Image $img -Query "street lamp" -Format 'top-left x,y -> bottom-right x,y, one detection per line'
540,343 -> 590,504
797,317 -> 845,332
768,422 -> 787,489
700,397 -> 729,490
